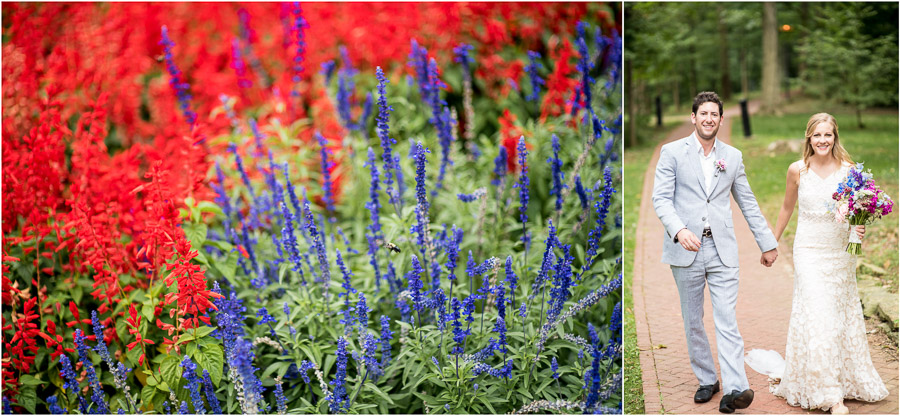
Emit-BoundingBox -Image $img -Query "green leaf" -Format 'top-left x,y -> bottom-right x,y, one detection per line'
366,383 -> 395,405
142,303 -> 155,323
17,386 -> 36,413
18,374 -> 45,386
159,355 -> 183,388
183,222 -> 208,256
196,343 -> 224,387
141,385 -> 157,410
197,201 -> 224,217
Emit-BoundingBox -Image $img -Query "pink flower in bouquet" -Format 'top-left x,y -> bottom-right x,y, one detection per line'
835,203 -> 848,222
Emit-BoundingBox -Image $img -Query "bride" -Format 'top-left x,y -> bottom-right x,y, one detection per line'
750,113 -> 890,414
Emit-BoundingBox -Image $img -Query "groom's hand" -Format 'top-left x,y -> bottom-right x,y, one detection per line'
760,248 -> 778,267
675,228 -> 701,252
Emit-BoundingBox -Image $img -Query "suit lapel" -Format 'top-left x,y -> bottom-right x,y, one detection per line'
685,135 -> 708,195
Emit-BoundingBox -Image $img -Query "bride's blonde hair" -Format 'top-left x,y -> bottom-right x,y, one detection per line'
802,113 -> 853,171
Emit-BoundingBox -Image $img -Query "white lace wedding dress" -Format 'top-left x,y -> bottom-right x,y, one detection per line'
749,164 -> 889,411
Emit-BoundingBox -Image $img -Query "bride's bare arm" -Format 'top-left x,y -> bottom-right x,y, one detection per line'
774,162 -> 802,242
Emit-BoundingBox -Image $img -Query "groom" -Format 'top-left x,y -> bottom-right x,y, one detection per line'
652,92 -> 779,413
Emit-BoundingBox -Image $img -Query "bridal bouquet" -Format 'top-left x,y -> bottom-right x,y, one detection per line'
831,163 -> 895,255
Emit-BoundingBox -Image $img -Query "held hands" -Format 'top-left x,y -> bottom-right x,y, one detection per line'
760,248 -> 778,267
855,225 -> 866,241
675,228 -> 701,252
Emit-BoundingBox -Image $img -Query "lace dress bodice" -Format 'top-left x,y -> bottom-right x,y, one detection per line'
793,165 -> 849,250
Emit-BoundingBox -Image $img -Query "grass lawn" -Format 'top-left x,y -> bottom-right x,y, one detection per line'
623,120 -> 682,415
730,99 -> 899,293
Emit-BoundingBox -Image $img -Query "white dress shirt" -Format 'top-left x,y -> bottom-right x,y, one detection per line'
696,135 -> 718,229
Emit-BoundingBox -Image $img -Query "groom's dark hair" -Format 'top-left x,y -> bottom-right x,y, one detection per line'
692,91 -> 723,116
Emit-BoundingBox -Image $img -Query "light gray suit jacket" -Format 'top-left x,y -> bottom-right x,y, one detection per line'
652,134 -> 777,267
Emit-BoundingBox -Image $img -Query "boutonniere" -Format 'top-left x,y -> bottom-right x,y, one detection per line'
714,159 -> 726,177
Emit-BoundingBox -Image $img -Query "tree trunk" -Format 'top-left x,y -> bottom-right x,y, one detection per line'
718,5 -> 731,100
761,2 -> 781,114
688,46 -> 698,99
626,59 -> 637,147
673,77 -> 680,111
797,2 -> 809,94
740,45 -> 749,99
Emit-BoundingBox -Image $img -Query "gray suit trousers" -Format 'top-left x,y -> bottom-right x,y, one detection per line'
671,235 -> 750,393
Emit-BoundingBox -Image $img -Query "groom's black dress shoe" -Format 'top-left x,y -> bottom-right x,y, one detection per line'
718,389 -> 754,414
694,381 -> 720,403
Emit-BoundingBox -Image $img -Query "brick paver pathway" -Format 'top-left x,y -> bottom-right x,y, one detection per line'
631,104 -> 899,415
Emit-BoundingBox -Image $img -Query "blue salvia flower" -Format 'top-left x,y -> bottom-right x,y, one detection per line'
361,332 -> 382,379
457,188 -> 486,202
546,244 -> 575,325
212,283 -> 247,366
337,250 -> 356,334
453,43 -> 475,82
159,26 -> 196,125
178,401 -> 190,415
582,166 -> 615,277
91,312 -> 137,412
408,39 -> 432,103
431,356 -> 440,368
358,92 -> 374,132
518,301 -> 527,319
181,356 -> 206,414
406,255 -> 426,313
513,137 -> 530,235
524,50 -> 545,102
575,21 -> 596,118
531,219 -> 558,298
304,202 -> 331,300
163,400 -> 171,414
429,288 -> 448,332
59,355 -> 89,414
290,2 -> 310,86
201,370 -> 222,414
47,396 -> 66,414
336,71 -> 354,129
283,302 -> 291,316
548,134 -> 566,212
279,202 -> 306,284
605,29 -> 622,90
257,307 -> 278,338
364,148 -> 385,287
492,147 -> 508,187
357,292 -> 370,331
444,225 -> 464,280
236,8 -> 271,88
329,337 -> 350,413
551,357 -> 560,379
231,339 -> 264,413
274,377 -> 287,414
505,256 -> 518,305
609,301 -> 623,341
411,142 -> 432,260
379,315 -> 393,368
574,175 -> 591,210
375,68 -> 401,209
587,323 -> 599,346
298,360 -> 315,384
74,329 -> 109,414
321,60 -> 337,84
471,359 -> 514,379
316,133 -> 337,217
493,284 -> 508,354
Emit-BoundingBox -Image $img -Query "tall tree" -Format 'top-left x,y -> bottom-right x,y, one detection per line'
717,5 -> 731,100
760,2 -> 780,114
